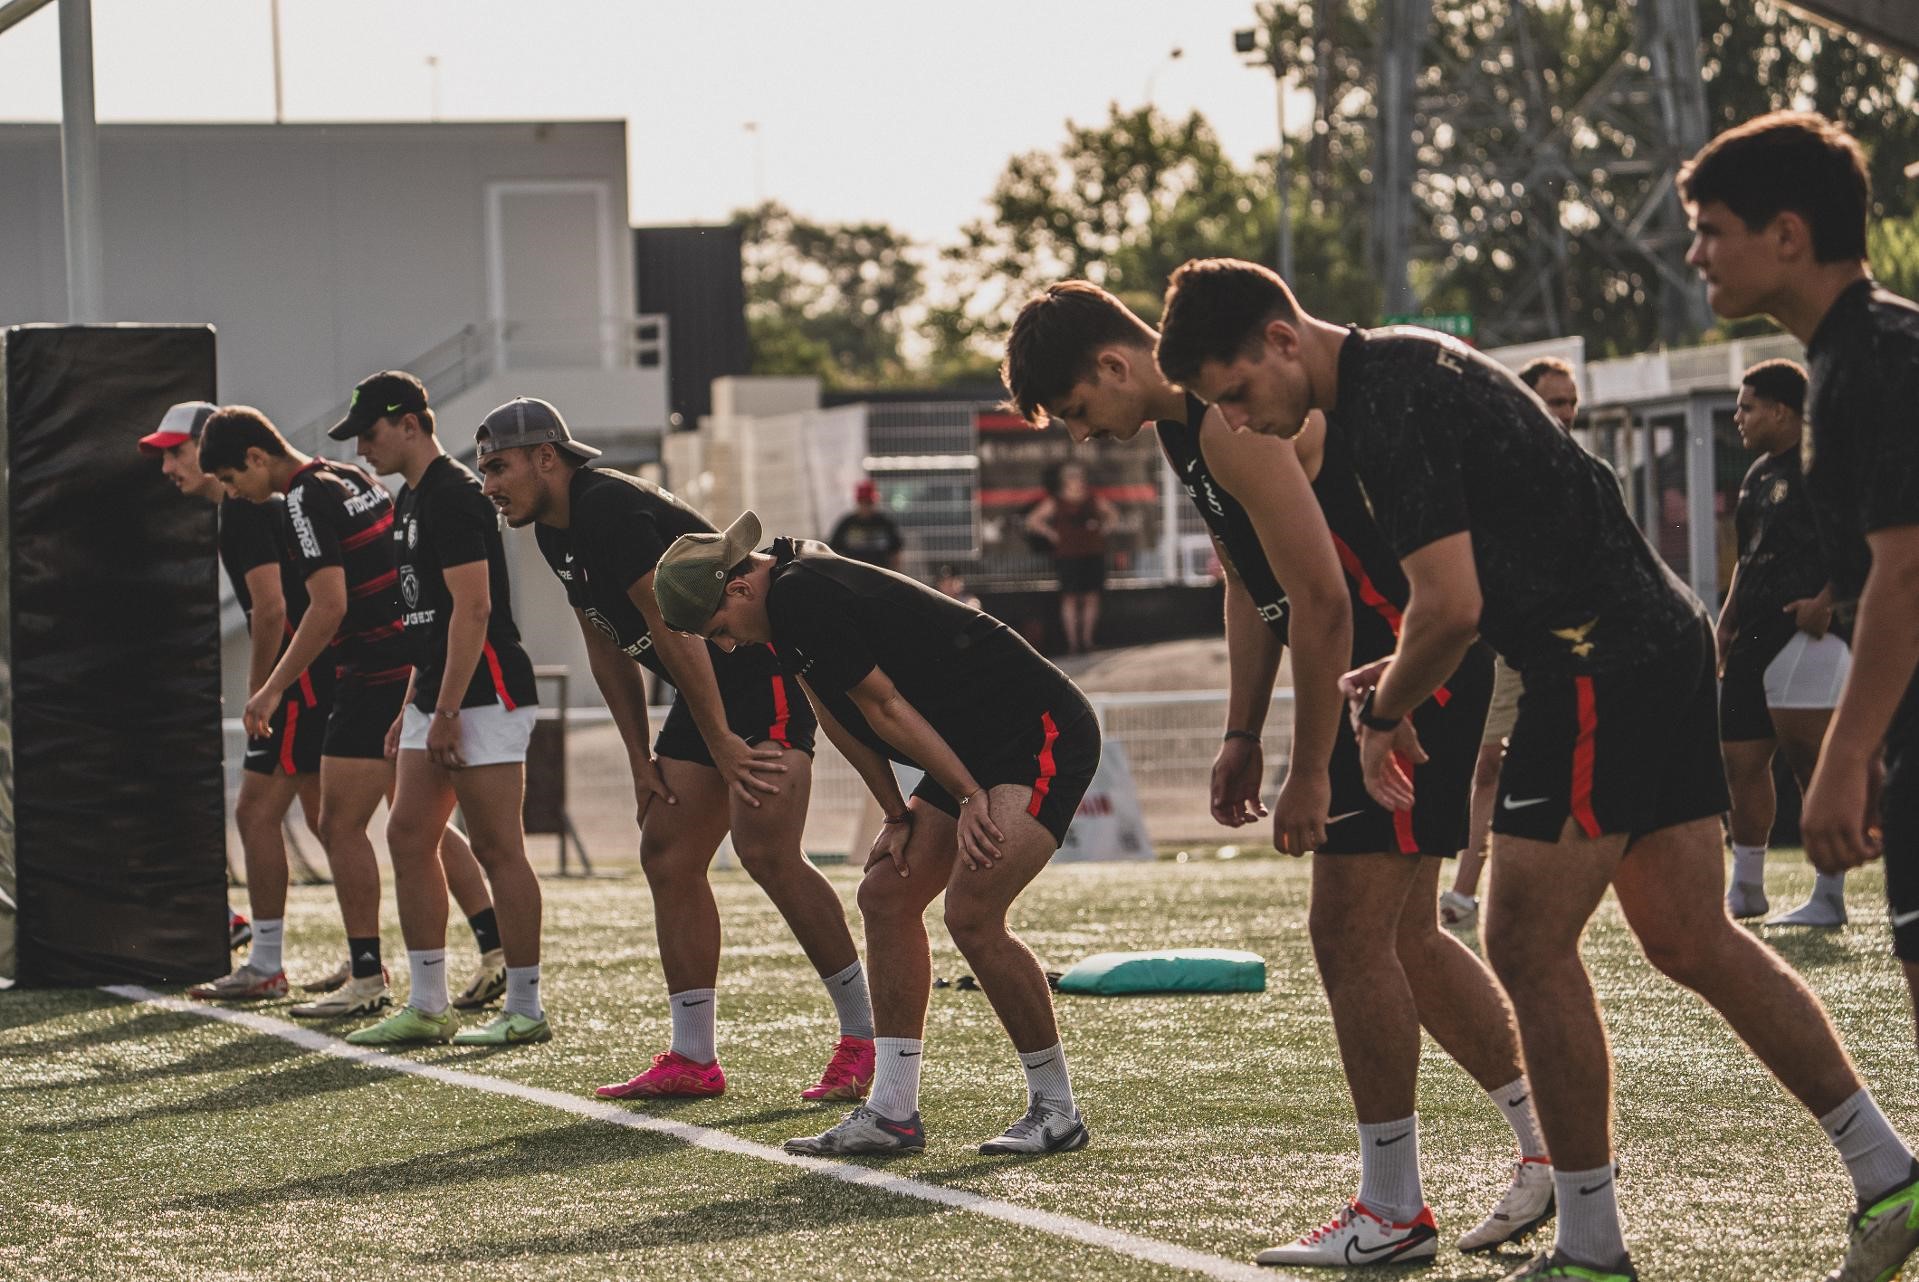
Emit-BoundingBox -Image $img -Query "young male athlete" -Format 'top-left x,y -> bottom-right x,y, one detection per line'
1002,282 -> 1553,1263
656,515 -> 1099,1157
1684,111 -> 1919,1280
1717,359 -> 1851,927
1157,256 -> 1918,1282
198,397 -> 505,1018
330,387 -> 550,1047
1446,358 -> 1583,931
474,399 -> 872,1097
140,401 -> 327,999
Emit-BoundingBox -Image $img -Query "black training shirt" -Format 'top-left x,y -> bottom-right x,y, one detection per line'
1156,394 -> 1290,641
826,511 -> 904,566
764,538 -> 1073,765
1728,446 -> 1830,668
219,494 -> 310,629
1327,326 -> 1701,673
283,458 -> 411,684
394,456 -> 537,713
534,466 -> 716,677
1804,280 -> 1919,603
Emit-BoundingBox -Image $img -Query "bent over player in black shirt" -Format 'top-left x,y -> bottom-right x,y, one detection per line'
1158,256 -> 1915,1282
475,398 -> 872,1101
1683,111 -> 1919,1282
333,385 -> 549,1048
1002,281 -> 1550,1264
199,397 -> 503,1021
658,519 -> 1099,1159
141,402 -> 325,1001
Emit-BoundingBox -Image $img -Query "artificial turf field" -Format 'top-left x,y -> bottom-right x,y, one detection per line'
3,853 -> 1911,1282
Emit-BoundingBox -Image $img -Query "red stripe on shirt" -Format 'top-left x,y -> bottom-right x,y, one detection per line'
481,641 -> 517,711
340,511 -> 395,550
1570,676 -> 1601,838
1026,711 -> 1060,818
1330,534 -> 1405,634
349,569 -> 397,599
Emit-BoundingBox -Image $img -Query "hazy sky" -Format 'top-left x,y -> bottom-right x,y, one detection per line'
0,0 -> 1303,244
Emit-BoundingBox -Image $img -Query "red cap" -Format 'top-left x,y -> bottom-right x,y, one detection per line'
855,479 -> 878,503
138,401 -> 218,456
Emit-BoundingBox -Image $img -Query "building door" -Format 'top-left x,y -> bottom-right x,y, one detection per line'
484,181 -> 618,369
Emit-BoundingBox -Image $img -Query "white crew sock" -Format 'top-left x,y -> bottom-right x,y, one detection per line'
1553,1164 -> 1628,1267
407,948 -> 449,1015
1356,1116 -> 1424,1225
823,960 -> 874,1039
1489,1076 -> 1549,1160
1821,1088 -> 1917,1202
1814,871 -> 1848,900
1731,842 -> 1767,887
1018,1042 -> 1076,1112
669,988 -> 717,1064
505,965 -> 543,1020
249,919 -> 285,975
870,1037 -> 924,1120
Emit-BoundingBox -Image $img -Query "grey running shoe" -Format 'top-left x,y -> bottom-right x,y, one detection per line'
1826,1161 -> 1919,1282
1768,890 -> 1848,928
453,948 -> 508,1010
290,971 -> 391,1019
187,963 -> 287,1002
1458,1158 -> 1555,1252
784,1105 -> 925,1155
978,1100 -> 1090,1155
1726,880 -> 1769,920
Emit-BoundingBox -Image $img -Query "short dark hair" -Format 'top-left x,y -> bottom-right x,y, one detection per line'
1518,356 -> 1575,390
1678,111 -> 1870,263
1155,258 -> 1302,388
1741,358 -> 1808,416
198,406 -> 290,473
1001,282 -> 1158,425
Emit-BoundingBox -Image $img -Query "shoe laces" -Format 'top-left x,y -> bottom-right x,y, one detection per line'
999,1101 -> 1058,1143
1298,1204 -> 1364,1245
819,1039 -> 868,1082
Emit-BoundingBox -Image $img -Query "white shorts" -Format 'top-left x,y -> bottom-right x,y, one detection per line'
1763,631 -> 1852,710
399,702 -> 537,766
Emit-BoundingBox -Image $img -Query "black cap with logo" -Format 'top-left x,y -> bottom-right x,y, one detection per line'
328,370 -> 428,440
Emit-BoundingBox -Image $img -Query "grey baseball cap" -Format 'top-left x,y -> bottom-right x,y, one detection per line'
655,511 -> 764,634
474,397 -> 602,462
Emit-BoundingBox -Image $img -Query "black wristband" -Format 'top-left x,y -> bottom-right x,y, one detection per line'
1223,729 -> 1262,745
1357,688 -> 1402,732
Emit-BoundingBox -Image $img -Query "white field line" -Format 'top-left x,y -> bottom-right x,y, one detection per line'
105,985 -> 1292,1282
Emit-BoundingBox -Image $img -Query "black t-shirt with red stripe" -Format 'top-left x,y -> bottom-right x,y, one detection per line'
1327,326 -> 1702,674
1155,394 -> 1290,640
282,457 -> 411,684
533,465 -> 716,679
763,537 -> 1074,766
221,494 -> 330,703
394,455 -> 537,713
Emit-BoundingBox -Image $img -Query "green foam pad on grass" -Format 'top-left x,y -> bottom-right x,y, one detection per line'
1055,947 -> 1266,995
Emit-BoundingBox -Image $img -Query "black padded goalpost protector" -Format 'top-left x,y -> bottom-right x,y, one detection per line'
0,324 -> 226,986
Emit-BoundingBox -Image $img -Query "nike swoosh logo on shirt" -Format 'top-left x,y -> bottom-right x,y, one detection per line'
1893,908 -> 1919,928
1502,796 -> 1550,810
1327,811 -> 1363,825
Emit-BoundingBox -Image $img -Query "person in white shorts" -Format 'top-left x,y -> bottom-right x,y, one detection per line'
1717,359 -> 1852,927
337,389 -> 551,1046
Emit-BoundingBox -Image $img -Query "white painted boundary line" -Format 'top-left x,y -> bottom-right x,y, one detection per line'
105,985 -> 1294,1282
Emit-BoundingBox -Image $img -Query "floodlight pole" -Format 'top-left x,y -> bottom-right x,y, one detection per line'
58,0 -> 103,322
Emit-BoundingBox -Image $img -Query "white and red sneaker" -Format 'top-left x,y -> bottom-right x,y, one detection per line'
1255,1201 -> 1438,1267
595,1050 -> 726,1100
800,1035 -> 875,1102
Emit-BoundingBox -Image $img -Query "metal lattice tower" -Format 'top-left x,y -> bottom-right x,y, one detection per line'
1375,0 -> 1714,346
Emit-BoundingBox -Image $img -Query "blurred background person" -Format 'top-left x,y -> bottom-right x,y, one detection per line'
1025,461 -> 1116,656
827,479 -> 904,570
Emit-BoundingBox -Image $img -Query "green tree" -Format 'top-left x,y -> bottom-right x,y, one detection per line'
733,202 -> 923,389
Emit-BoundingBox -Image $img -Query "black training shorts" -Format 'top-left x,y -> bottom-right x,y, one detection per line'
911,693 -> 1100,847
1882,689 -> 1919,959
1495,616 -> 1729,844
1319,643 -> 1494,859
654,643 -> 818,767
322,675 -> 408,762
242,674 -> 331,777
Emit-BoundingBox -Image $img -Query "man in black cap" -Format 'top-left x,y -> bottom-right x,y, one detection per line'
656,513 -> 1100,1158
475,398 -> 875,1100
140,402 -> 326,999
198,381 -> 507,1019
331,388 -> 548,1047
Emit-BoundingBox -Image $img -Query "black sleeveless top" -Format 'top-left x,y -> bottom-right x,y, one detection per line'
1155,393 -> 1290,641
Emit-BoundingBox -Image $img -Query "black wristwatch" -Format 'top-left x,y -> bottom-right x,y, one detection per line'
1357,688 -> 1402,732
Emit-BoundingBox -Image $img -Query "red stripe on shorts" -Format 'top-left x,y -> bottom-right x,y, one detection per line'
767,675 -> 791,746
1026,711 -> 1060,818
1570,675 -> 1601,838
279,699 -> 300,775
1390,750 -> 1418,853
481,642 -> 517,711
